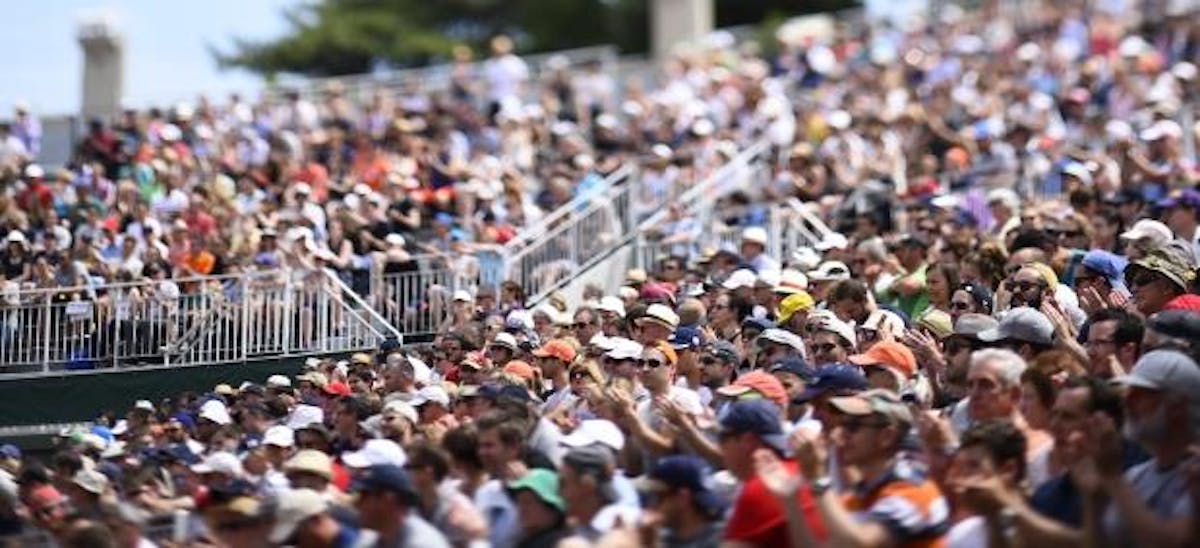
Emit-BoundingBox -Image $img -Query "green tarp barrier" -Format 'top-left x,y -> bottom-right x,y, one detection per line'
0,356 -> 327,428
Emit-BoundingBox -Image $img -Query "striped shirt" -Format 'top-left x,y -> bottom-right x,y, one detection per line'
843,458 -> 950,548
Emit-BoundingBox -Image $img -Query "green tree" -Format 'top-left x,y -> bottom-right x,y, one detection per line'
215,0 -> 857,77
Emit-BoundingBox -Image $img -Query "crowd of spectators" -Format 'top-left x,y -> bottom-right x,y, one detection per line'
2,1 -> 1200,547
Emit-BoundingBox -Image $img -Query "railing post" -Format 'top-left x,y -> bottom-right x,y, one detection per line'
41,298 -> 51,374
282,272 -> 294,356
111,292 -> 120,370
240,275 -> 250,362
319,274 -> 330,354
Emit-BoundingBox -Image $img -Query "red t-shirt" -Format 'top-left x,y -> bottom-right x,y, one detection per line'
724,460 -> 827,545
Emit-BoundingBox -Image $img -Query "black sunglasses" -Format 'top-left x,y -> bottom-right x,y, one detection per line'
638,359 -> 665,368
1005,280 -> 1045,292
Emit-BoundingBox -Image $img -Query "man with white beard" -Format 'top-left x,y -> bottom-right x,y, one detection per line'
1077,349 -> 1200,547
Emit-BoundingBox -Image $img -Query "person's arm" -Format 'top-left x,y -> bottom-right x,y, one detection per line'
812,488 -> 895,548
1102,478 -> 1191,547
659,398 -> 723,467
753,449 -> 823,548
1006,495 -> 1086,548
619,403 -> 674,456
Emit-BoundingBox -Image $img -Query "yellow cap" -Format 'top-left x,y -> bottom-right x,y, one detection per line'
776,291 -> 815,323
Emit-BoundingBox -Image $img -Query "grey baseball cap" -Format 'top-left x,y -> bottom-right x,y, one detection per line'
977,307 -> 1054,345
953,313 -> 999,339
1113,350 -> 1200,405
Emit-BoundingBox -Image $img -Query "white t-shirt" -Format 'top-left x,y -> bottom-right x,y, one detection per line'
484,55 -> 529,103
947,516 -> 989,548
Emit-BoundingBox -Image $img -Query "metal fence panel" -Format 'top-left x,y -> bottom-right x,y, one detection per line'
0,270 -> 398,378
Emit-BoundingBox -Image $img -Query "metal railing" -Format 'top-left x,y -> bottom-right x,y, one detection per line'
504,166 -> 643,303
632,140 -> 773,270
367,164 -> 637,339
291,45 -> 620,105
0,269 -> 400,378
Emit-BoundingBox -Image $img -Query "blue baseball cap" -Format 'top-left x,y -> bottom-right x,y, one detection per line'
951,209 -> 978,228
0,444 -> 20,459
769,357 -> 814,382
718,399 -> 788,454
1157,188 -> 1200,210
350,464 -> 417,500
479,383 -> 531,402
671,326 -> 706,350
794,364 -> 868,403
1079,250 -> 1129,293
639,455 -> 727,515
741,317 -> 775,333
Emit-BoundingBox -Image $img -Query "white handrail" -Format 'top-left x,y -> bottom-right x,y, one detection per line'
322,269 -> 404,344
637,139 -> 771,232
503,164 -> 636,252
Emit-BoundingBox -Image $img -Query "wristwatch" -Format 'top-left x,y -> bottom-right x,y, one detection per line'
809,476 -> 834,496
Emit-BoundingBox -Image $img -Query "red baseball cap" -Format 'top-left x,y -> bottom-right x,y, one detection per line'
323,381 -> 352,398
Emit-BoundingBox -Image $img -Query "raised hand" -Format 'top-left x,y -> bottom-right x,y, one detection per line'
754,448 -> 803,500
915,409 -> 958,455
954,473 -> 1015,517
788,427 -> 828,480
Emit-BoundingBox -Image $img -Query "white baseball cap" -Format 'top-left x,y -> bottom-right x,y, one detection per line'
560,419 -> 625,451
382,399 -> 418,425
774,268 -> 808,294
452,290 -> 473,303
269,489 -> 328,544
490,332 -> 519,350
342,439 -> 407,468
285,404 -> 325,430
589,333 -> 617,351
1120,219 -> 1172,244
809,310 -> 857,350
198,400 -> 231,426
806,261 -> 851,282
410,385 -> 450,408
263,425 -> 295,448
741,226 -> 769,245
722,269 -> 758,290
191,452 -> 244,477
605,339 -> 643,360
640,304 -> 680,330
597,296 -> 626,318
758,328 -> 805,351
266,375 -> 292,389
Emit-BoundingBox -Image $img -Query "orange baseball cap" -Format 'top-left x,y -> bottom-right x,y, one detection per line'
503,360 -> 536,381
848,341 -> 917,378
716,371 -> 788,409
532,339 -> 577,363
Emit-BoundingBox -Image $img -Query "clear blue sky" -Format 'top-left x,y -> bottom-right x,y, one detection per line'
0,0 -> 299,116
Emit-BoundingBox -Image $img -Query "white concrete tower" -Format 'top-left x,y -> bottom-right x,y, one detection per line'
651,0 -> 714,59
77,12 -> 125,121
